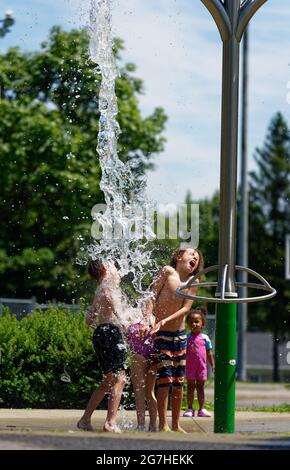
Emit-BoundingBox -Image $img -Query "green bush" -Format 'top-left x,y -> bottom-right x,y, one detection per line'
0,307 -> 104,408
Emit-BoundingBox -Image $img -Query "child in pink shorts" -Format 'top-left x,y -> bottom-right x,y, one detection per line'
127,321 -> 157,431
183,307 -> 215,418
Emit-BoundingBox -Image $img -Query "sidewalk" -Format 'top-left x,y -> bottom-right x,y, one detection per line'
0,409 -> 290,450
205,382 -> 290,407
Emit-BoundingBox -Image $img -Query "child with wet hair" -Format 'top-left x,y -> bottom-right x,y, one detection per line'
183,306 -> 215,418
149,247 -> 203,432
77,259 -> 127,433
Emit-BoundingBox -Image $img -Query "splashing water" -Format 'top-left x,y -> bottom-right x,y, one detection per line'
118,403 -> 134,431
60,367 -> 71,383
87,0 -> 157,302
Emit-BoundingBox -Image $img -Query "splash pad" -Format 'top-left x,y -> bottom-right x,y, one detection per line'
90,0 -> 276,434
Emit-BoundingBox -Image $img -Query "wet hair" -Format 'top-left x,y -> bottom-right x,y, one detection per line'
170,248 -> 204,274
88,259 -> 104,282
186,306 -> 208,326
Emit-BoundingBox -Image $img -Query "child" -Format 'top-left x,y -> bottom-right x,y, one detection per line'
77,259 -> 127,433
150,248 -> 203,432
183,307 -> 215,418
126,317 -> 157,432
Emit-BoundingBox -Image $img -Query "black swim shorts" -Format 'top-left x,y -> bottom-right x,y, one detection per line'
93,323 -> 127,375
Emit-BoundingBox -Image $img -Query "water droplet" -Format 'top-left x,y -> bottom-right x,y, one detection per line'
60,368 -> 71,383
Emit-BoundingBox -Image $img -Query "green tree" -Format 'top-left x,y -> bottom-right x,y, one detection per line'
183,190 -> 219,267
194,191 -> 219,268
142,191 -> 219,303
181,191 -> 219,313
0,27 -> 167,301
248,112 -> 290,381
0,11 -> 15,38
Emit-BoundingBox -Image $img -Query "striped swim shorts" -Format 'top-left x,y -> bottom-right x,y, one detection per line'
154,330 -> 187,388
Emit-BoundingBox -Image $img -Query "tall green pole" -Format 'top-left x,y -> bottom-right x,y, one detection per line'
214,304 -> 237,433
200,0 -> 268,432
215,0 -> 240,434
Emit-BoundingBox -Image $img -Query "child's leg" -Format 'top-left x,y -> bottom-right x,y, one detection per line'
171,386 -> 186,433
104,370 -> 126,432
171,331 -> 187,432
131,353 -> 147,429
154,332 -> 175,432
145,363 -> 157,432
156,386 -> 171,431
77,372 -> 116,431
196,380 -> 206,410
187,379 -> 196,409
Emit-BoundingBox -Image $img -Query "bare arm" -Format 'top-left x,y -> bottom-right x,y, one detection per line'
86,301 -> 99,328
150,281 -> 199,334
142,297 -> 154,324
207,349 -> 215,373
151,266 -> 174,298
142,266 -> 174,322
150,299 -> 193,334
162,298 -> 193,324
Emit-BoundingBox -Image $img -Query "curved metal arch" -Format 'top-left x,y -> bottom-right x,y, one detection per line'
201,0 -> 232,41
236,0 -> 268,42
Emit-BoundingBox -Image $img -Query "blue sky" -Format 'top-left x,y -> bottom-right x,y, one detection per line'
1,0 -> 290,204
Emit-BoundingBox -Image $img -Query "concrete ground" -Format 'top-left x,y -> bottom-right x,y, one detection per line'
0,408 -> 290,450
1,383 -> 289,450
205,382 -> 290,407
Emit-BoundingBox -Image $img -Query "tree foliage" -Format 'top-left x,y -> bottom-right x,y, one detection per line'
0,307 -> 133,409
248,113 -> 290,380
0,27 -> 167,301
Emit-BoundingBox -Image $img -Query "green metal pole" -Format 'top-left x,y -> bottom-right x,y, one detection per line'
214,303 -> 237,433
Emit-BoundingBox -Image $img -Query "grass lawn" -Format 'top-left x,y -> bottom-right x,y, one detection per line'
181,401 -> 290,413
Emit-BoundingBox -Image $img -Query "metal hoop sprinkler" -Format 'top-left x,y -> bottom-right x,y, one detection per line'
176,0 -> 276,433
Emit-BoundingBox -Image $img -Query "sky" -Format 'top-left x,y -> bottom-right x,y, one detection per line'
1,0 -> 290,205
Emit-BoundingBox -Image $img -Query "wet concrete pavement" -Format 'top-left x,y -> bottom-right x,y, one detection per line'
0,408 -> 289,450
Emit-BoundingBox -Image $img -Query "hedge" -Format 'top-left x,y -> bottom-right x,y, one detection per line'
0,307 -> 132,409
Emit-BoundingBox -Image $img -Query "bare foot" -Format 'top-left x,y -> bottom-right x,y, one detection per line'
103,422 -> 122,433
148,425 -> 157,432
159,426 -> 172,432
135,425 -> 146,432
172,426 -> 187,434
77,418 -> 94,432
